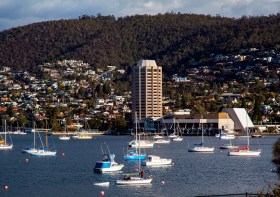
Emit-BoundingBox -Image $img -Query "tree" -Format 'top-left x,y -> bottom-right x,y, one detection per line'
114,117 -> 127,134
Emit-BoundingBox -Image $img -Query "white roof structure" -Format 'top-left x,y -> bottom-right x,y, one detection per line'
222,108 -> 254,131
136,60 -> 157,68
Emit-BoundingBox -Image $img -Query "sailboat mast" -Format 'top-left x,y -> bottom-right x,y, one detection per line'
33,121 -> 36,147
201,115 -> 204,144
246,108 -> 249,149
4,119 -> 7,145
45,119 -> 48,148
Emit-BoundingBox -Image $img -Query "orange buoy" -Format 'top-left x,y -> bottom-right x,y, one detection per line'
99,191 -> 105,196
3,185 -> 8,190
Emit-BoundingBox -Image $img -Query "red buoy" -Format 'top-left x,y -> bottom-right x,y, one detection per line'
3,185 -> 8,190
99,191 -> 105,196
25,158 -> 29,163
61,152 -> 65,157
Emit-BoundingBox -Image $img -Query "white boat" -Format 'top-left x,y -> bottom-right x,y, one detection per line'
72,133 -> 92,140
153,134 -> 163,139
219,133 -> 235,140
228,116 -> 261,156
94,153 -> 124,173
142,155 -> 172,166
173,136 -> 183,141
220,144 -> 239,150
31,149 -> 57,156
116,112 -> 153,185
31,119 -> 57,156
0,120 -> 13,150
116,176 -> 153,185
59,124 -> 71,140
93,182 -> 110,186
188,146 -> 214,152
168,133 -> 177,139
154,138 -> 170,144
129,139 -> 154,148
22,122 -> 39,153
13,130 -> 26,135
188,117 -> 214,153
59,135 -> 70,140
76,134 -> 92,140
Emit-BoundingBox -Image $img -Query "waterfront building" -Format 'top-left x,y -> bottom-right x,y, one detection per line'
132,60 -> 162,121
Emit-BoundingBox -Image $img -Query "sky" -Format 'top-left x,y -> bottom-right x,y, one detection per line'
0,0 -> 279,31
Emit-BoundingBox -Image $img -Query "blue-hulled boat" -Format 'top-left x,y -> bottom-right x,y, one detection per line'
124,149 -> 146,161
94,154 -> 124,173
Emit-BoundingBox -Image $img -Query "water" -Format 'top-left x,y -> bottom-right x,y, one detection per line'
0,134 -> 279,197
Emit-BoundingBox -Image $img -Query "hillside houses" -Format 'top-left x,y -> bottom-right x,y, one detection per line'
0,46 -> 280,130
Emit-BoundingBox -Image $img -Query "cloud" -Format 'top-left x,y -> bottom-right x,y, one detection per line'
0,0 -> 279,31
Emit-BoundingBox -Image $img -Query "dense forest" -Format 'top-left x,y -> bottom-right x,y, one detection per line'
0,13 -> 279,76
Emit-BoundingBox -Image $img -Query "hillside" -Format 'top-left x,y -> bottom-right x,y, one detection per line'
0,13 -> 279,76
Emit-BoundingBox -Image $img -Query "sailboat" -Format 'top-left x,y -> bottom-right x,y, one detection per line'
227,129 -> 261,156
116,113 -> 153,185
173,119 -> 183,141
228,108 -> 261,156
128,124 -> 154,148
220,139 -> 239,149
188,116 -> 214,152
22,122 -> 39,153
0,119 -> 13,150
59,124 -> 70,140
31,119 -> 57,156
124,119 -> 146,160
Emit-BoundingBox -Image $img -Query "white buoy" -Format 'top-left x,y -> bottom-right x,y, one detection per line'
161,180 -> 165,185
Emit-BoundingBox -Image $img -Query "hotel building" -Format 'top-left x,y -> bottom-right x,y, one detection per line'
132,60 -> 162,121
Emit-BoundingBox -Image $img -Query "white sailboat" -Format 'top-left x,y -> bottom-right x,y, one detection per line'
59,124 -> 70,140
228,109 -> 261,156
220,139 -> 239,149
22,122 -> 39,153
128,120 -> 154,148
173,124 -> 183,141
227,129 -> 261,156
31,119 -> 57,156
188,116 -> 214,152
0,119 -> 13,150
116,113 -> 153,185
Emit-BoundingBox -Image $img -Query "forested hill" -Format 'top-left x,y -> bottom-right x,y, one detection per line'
0,13 -> 279,75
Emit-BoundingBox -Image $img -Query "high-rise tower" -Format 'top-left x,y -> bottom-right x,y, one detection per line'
132,60 -> 162,121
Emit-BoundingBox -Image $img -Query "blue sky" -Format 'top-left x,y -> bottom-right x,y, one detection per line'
0,0 -> 279,31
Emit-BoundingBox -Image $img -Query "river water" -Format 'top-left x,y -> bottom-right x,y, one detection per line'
0,134 -> 279,197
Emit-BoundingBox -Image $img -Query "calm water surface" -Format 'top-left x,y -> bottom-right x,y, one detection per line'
0,134 -> 279,197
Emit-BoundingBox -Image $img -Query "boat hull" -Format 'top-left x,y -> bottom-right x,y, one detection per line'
94,162 -> 124,173
173,137 -> 183,141
31,150 -> 57,156
227,150 -> 261,156
124,155 -> 146,161
142,159 -> 172,166
0,144 -> 13,150
220,145 -> 239,149
116,177 -> 152,185
188,147 -> 214,152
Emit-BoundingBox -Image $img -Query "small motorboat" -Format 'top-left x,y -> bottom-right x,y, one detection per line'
94,153 -> 124,173
93,182 -> 110,186
123,149 -> 146,161
141,155 -> 172,166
